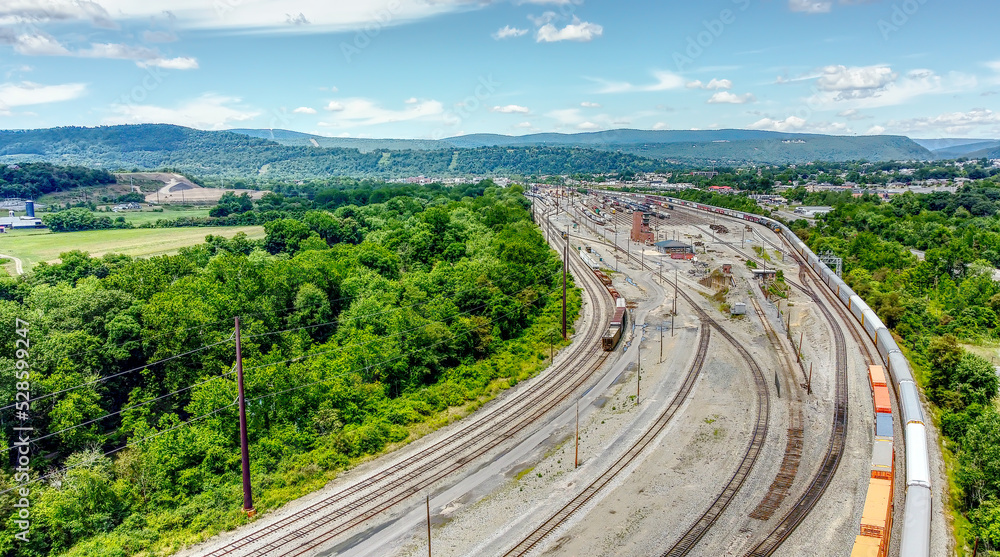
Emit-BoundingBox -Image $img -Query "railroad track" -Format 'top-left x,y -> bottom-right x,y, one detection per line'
505,200 -> 772,557
503,323 -> 712,556
201,207 -> 615,557
743,235 -> 851,557
659,290 -> 771,557
590,223 -> 774,557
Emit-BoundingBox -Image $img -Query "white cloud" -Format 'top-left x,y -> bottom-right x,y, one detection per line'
5,33 -> 198,69
491,104 -> 530,114
580,101 -> 601,108
749,115 -> 849,134
142,56 -> 198,69
789,0 -> 833,13
706,78 -> 732,90
536,18 -> 603,42
104,93 -> 259,130
10,32 -> 70,56
515,121 -> 534,128
707,91 -> 756,104
317,97 -> 444,127
577,121 -> 600,130
815,65 -> 897,99
594,70 -> 685,93
867,125 -> 886,135
837,108 -> 871,120
652,122 -> 669,130
687,78 -> 733,90
0,81 -> 86,112
404,97 -> 418,104
293,106 -> 317,114
807,67 -> 975,109
493,25 -> 528,40
0,0 -> 115,28
881,108 -> 1000,136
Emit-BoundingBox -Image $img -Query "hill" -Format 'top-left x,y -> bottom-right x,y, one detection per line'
0,124 -> 672,179
229,128 -> 446,152
0,124 -> 935,180
442,129 -> 933,163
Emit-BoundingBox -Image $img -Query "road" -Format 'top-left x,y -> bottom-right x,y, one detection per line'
0,253 -> 24,275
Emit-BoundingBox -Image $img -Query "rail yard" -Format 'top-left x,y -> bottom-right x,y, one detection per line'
182,188 -> 946,557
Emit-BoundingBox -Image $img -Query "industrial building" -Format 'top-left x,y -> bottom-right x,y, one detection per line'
630,211 -> 654,244
654,239 -> 693,254
0,200 -> 45,231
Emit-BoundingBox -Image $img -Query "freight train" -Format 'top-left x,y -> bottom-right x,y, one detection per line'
602,298 -> 628,351
592,190 -> 932,557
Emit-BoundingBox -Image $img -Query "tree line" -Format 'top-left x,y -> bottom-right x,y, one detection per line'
0,184 -> 579,556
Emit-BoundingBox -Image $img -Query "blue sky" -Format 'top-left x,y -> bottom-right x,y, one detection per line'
0,0 -> 998,139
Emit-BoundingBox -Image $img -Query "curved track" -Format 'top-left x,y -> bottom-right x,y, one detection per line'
504,323 -> 712,556
743,231 -> 851,556
581,209 -> 774,557
203,207 -> 615,557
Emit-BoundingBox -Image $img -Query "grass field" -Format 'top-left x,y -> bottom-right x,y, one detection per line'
0,226 -> 265,274
115,207 -> 213,224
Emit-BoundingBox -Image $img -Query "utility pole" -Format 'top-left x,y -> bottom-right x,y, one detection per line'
575,399 -> 580,469
660,321 -> 664,363
798,331 -> 803,363
562,228 -> 568,340
426,495 -> 432,557
637,341 -> 641,405
235,317 -> 255,516
807,362 -> 814,395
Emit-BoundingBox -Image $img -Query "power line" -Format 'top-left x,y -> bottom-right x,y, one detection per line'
0,403 -> 235,498
6,271 -> 565,452
1,259 -> 563,414
0,278 -> 568,498
0,336 -> 235,413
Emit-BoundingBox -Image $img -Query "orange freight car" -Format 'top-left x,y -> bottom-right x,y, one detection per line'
873,384 -> 892,414
860,478 -> 893,557
868,365 -> 887,390
850,534 -> 882,557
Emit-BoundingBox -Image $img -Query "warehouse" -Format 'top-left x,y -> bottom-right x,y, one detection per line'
0,216 -> 45,230
654,239 -> 693,255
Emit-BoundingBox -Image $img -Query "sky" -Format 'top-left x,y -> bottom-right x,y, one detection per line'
0,0 -> 998,140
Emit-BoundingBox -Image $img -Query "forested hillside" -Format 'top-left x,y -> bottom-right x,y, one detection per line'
0,125 -> 670,179
0,185 -> 580,556
788,177 -> 1000,548
0,125 -> 936,180
0,163 -> 115,199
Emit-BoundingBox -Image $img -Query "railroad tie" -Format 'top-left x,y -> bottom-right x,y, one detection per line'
748,427 -> 805,521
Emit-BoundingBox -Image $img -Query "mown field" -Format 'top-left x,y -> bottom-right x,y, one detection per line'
0,225 -> 264,273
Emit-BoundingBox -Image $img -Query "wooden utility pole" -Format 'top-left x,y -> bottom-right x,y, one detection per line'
807,362 -> 814,395
972,537 -> 979,557
636,342 -> 641,405
798,332 -> 803,363
426,495 -> 432,557
659,322 -> 664,363
575,399 -> 580,468
562,228 -> 568,340
235,317 -> 255,516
